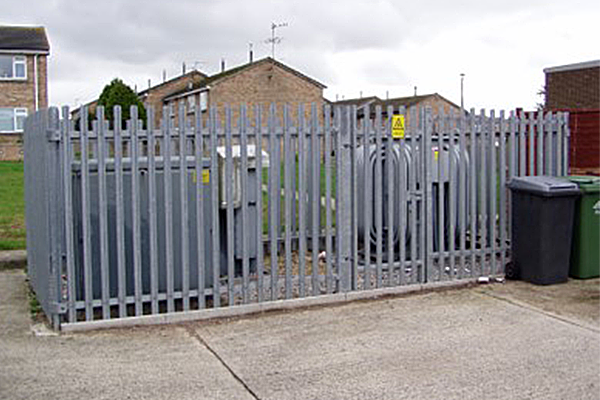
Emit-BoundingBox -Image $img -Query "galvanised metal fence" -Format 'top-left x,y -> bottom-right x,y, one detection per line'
24,104 -> 569,330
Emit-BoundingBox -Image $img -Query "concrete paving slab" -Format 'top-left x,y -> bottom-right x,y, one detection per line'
0,269 -> 31,337
0,271 -> 255,400
192,288 -> 600,400
2,269 -> 599,400
478,278 -> 600,329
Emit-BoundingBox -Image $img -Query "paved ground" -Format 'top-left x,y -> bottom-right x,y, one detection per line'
0,269 -> 598,399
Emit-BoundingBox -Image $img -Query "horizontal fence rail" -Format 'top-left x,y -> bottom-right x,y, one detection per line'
23,105 -> 569,329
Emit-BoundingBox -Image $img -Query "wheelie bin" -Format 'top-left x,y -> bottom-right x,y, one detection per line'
507,176 -> 580,285
567,176 -> 600,279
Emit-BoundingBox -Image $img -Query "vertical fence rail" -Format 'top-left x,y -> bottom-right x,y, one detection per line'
362,107 -> 371,290
310,104 -> 320,296
397,106 -> 406,285
80,107 -> 93,321
458,108 -> 466,278
148,107 -> 160,314
225,106 -> 235,305
131,107 -> 143,316
499,110 -> 507,275
324,105 -> 333,294
408,106 -> 418,284
193,105 -> 205,309
210,107 -> 220,307
283,105 -> 293,299
96,109 -> 110,320
385,106 -> 394,286
255,105 -> 264,303
179,102 -> 190,311
240,105 -> 250,304
298,104 -> 307,297
60,106 -> 76,322
489,110 -> 497,277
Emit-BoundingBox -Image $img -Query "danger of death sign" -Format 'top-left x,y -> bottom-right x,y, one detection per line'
392,115 -> 405,139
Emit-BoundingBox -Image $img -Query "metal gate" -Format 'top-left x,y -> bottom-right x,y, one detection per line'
24,104 -> 569,330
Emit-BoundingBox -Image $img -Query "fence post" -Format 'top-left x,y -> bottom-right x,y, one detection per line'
338,106 -> 352,292
46,107 -> 63,329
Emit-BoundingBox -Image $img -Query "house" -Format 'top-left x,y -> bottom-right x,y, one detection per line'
75,69 -> 207,127
333,93 -> 461,129
544,60 -> 599,175
0,25 -> 49,161
163,57 -> 327,126
76,57 -> 326,129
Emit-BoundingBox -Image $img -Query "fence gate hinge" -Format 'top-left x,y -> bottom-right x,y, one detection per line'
46,129 -> 61,142
52,301 -> 67,315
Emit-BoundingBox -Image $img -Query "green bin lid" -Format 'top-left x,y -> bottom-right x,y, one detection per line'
568,175 -> 600,193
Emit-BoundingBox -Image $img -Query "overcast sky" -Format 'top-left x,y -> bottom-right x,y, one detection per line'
3,0 -> 599,111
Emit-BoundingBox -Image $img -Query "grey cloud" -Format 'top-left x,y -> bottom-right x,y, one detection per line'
2,0 -> 598,108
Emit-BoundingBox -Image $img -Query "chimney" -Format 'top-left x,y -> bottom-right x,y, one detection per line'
414,86 -> 417,96
359,91 -> 362,99
182,62 -> 186,75
148,79 -> 151,89
163,69 -> 167,83
221,58 -> 226,72
386,90 -> 389,100
249,43 -> 254,63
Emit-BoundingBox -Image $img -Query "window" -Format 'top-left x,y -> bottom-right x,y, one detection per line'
0,108 -> 28,132
199,92 -> 208,112
0,55 -> 27,79
187,95 -> 196,112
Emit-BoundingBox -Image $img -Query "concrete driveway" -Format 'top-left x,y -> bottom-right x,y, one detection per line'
1,269 -> 598,400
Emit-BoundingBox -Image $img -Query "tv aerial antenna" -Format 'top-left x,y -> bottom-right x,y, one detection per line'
265,22 -> 288,59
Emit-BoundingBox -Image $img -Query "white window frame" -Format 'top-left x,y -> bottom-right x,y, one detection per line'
199,91 -> 208,112
0,107 -> 28,132
0,55 -> 27,80
187,95 -> 196,112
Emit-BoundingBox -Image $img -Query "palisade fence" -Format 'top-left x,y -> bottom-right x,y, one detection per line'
24,104 -> 569,330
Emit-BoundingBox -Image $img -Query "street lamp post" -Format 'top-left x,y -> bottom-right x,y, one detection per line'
460,73 -> 465,112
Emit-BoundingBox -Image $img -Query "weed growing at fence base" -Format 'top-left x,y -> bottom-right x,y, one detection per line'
0,162 -> 26,250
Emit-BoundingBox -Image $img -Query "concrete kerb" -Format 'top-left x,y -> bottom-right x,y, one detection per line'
60,278 -> 483,333
0,250 -> 27,270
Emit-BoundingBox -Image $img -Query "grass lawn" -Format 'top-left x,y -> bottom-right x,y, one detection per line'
0,161 -> 26,250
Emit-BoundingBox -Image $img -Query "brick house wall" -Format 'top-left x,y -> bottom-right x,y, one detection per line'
345,93 -> 461,130
410,95 -> 461,130
544,60 -> 600,175
141,71 -> 205,127
207,60 -> 324,126
166,59 -> 326,127
0,54 -> 48,161
545,62 -> 599,109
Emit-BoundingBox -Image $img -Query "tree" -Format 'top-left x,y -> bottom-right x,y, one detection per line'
97,78 -> 146,127
536,85 -> 546,111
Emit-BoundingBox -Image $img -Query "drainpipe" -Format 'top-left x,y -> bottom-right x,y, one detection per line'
34,54 -> 39,111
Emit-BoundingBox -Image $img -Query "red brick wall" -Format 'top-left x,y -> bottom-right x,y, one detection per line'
568,110 -> 600,176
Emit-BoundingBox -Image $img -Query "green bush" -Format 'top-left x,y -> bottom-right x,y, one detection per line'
97,78 -> 147,128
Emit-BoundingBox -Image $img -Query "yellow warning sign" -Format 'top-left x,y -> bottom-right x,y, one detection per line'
192,169 -> 210,184
392,115 -> 405,139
